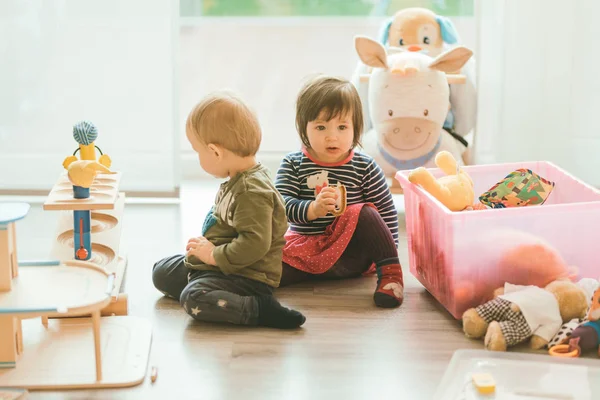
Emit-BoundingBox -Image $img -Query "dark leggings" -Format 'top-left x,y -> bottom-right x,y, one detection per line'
152,255 -> 271,325
279,205 -> 397,286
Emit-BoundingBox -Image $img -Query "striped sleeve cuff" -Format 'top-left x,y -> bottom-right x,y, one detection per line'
284,197 -> 312,225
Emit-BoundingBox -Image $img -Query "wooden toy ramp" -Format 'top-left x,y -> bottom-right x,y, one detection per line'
43,171 -> 129,316
0,316 -> 151,389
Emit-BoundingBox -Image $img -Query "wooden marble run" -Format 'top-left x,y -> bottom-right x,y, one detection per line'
0,122 -> 152,390
42,123 -> 128,316
0,202 -> 151,389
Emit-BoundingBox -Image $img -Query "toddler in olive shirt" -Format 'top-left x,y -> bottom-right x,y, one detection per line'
152,91 -> 306,329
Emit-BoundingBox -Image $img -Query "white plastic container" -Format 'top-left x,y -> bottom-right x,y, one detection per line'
434,349 -> 600,399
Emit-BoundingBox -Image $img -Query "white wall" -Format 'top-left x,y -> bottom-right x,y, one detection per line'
0,0 -> 179,194
179,16 -> 477,178
474,0 -> 600,187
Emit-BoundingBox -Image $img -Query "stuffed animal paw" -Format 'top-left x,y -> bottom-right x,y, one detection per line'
63,155 -> 78,170
98,154 -> 112,168
484,321 -> 507,351
462,308 -> 488,339
530,334 -> 549,350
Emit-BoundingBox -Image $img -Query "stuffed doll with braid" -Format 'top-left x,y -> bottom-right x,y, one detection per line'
548,284 -> 600,357
573,286 -> 600,355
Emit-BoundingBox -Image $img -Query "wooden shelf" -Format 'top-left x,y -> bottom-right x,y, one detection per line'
43,172 -> 122,211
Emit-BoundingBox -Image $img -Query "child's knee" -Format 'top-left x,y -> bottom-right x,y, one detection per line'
151,264 -> 167,292
180,283 -> 209,308
152,258 -> 177,293
358,205 -> 381,223
151,255 -> 184,289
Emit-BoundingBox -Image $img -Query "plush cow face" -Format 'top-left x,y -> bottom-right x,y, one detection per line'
355,35 -> 472,161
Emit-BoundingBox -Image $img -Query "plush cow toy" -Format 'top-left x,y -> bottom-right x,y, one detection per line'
353,35 -> 473,182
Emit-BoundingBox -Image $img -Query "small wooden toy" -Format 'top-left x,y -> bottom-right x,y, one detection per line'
331,183 -> 347,217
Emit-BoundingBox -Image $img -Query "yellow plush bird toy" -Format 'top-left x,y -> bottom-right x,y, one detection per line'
408,150 -> 474,212
67,160 -> 115,189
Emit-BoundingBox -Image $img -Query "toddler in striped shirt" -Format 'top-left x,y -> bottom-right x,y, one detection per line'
275,75 -> 404,308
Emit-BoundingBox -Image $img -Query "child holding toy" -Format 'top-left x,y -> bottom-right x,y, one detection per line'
275,75 -> 404,308
152,91 -> 306,329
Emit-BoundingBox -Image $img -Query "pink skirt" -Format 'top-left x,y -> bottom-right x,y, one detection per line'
282,203 -> 377,275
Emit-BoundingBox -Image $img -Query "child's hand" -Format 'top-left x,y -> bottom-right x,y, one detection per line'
186,236 -> 216,266
309,186 -> 338,219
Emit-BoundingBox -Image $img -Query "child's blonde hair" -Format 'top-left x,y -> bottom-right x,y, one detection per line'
186,91 -> 262,157
295,75 -> 364,149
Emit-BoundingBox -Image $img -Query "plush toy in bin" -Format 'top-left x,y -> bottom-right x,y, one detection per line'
407,151 -> 556,211
408,150 -> 475,212
451,229 -> 579,315
462,280 -> 589,352
479,168 -> 555,208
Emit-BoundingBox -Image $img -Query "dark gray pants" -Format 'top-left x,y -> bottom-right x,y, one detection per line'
152,254 -> 273,325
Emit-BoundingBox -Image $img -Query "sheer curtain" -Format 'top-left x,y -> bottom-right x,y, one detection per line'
474,0 -> 600,187
0,0 -> 179,194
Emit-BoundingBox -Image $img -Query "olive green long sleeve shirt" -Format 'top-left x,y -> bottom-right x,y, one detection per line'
184,164 -> 288,287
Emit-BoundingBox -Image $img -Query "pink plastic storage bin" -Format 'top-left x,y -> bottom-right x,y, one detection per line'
395,161 -> 600,319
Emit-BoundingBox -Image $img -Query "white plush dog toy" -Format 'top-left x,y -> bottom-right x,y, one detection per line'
353,35 -> 473,180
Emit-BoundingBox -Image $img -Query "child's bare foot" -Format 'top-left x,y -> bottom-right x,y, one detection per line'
374,264 -> 404,308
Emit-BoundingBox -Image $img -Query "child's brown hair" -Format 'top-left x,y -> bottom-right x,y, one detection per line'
295,75 -> 364,149
186,91 -> 261,157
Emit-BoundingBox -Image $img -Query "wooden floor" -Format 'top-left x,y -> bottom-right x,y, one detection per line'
5,181 -> 572,400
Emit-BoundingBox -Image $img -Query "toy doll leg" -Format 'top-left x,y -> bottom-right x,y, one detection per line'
498,318 -> 532,347
152,254 -> 190,300
475,298 -> 513,323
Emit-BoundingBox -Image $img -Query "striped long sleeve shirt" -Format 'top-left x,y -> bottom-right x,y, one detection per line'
275,149 -> 399,245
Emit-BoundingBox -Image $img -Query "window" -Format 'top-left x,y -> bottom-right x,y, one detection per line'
180,0 -> 474,17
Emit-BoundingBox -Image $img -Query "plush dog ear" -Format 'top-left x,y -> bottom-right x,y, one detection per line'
355,35 -> 389,69
378,18 -> 393,45
435,15 -> 459,44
